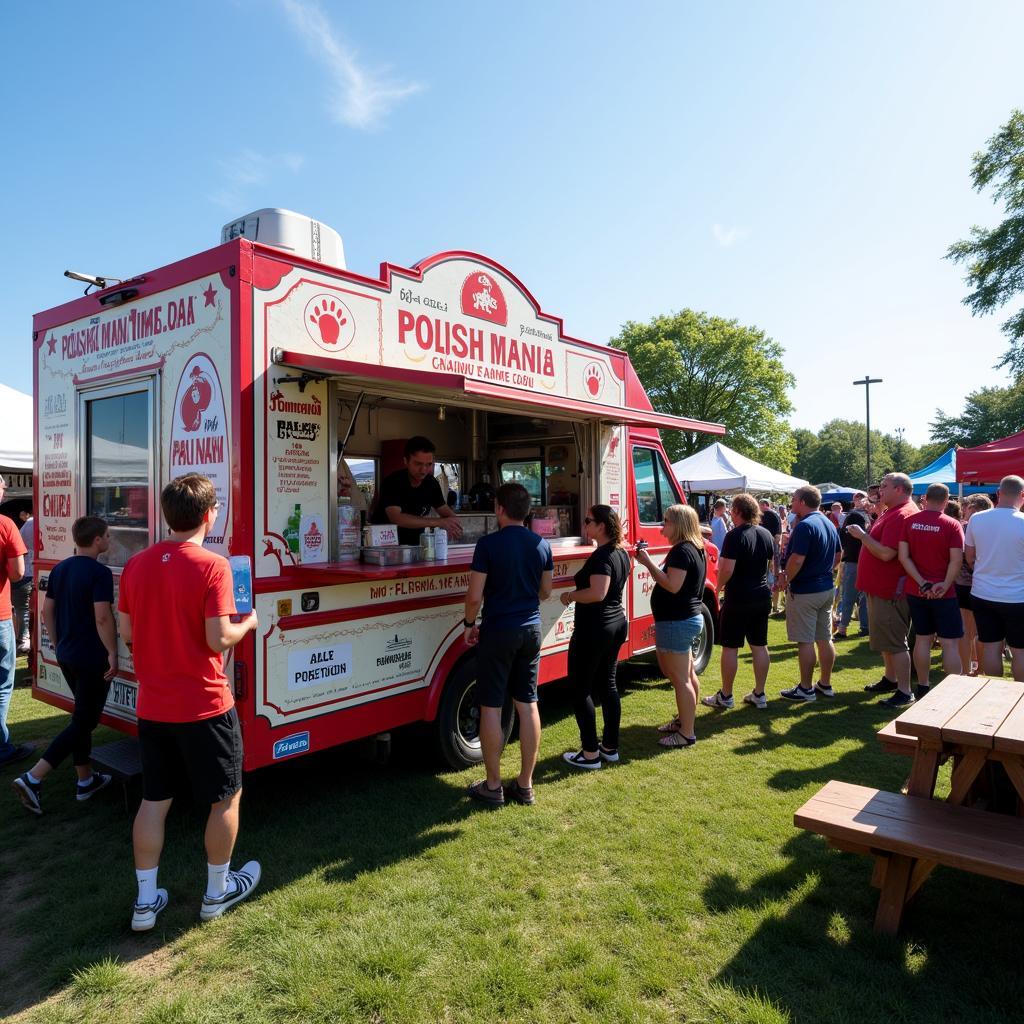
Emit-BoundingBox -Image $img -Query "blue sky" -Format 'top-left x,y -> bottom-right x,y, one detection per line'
2,0 -> 1022,448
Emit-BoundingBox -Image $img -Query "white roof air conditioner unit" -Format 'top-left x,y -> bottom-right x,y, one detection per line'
220,208 -> 345,269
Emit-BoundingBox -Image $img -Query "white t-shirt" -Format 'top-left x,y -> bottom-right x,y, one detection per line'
965,507 -> 1024,603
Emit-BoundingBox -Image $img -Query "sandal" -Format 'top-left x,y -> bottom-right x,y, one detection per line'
658,730 -> 696,748
467,779 -> 505,807
657,717 -> 682,733
503,780 -> 535,805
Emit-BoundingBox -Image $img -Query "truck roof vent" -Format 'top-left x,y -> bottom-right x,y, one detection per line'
220,208 -> 345,269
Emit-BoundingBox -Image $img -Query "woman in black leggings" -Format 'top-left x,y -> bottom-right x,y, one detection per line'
560,505 -> 631,769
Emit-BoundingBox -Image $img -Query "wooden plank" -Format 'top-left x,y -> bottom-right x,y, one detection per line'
947,749 -> 990,806
994,687 -> 1024,755
894,675 -> 987,740
875,853 -> 914,935
794,781 -> 1024,886
877,719 -> 917,757
906,742 -> 942,799
943,680 -> 1024,747
1001,758 -> 1024,808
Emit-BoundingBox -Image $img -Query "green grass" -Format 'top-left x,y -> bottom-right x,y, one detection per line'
3,626 -> 1023,1024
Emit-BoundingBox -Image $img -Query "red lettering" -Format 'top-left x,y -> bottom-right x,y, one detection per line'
397,309 -> 415,344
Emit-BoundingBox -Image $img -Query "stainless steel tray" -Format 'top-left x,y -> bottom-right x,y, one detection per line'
361,544 -> 422,565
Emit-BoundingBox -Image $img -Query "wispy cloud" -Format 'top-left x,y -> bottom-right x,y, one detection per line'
279,0 -> 423,129
208,149 -> 305,210
712,223 -> 750,248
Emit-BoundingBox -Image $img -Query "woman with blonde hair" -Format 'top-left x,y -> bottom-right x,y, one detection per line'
635,504 -> 706,748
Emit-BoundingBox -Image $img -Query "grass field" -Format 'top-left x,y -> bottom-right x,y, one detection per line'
3,624 -> 1023,1024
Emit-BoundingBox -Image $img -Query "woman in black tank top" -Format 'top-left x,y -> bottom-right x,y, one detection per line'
560,506 -> 632,769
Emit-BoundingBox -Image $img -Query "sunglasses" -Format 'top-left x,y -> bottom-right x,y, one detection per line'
583,516 -> 595,525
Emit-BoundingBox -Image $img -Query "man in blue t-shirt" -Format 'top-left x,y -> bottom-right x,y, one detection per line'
463,482 -> 553,807
776,485 -> 841,703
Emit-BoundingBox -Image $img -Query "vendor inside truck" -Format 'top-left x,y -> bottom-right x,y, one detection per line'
369,435 -> 464,545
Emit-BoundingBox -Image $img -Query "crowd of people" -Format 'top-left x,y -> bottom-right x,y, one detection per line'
3,466 -> 1023,929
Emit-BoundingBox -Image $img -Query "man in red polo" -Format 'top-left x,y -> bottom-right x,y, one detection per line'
847,472 -> 918,708
119,474 -> 259,931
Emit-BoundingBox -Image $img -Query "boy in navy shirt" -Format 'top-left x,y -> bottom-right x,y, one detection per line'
12,516 -> 117,814
463,483 -> 553,806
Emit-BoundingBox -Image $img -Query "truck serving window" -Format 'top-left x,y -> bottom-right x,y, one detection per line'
632,447 -> 680,525
82,383 -> 155,567
498,458 -> 543,506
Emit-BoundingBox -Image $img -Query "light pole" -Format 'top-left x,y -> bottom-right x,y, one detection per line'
853,376 -> 883,489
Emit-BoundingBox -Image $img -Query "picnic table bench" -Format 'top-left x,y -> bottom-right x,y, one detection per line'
796,675 -> 1024,934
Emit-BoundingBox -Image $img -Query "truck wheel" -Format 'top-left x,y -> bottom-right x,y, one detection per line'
692,602 -> 715,675
435,658 -> 515,769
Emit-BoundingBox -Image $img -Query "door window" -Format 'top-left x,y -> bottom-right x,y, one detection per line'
632,447 -> 681,525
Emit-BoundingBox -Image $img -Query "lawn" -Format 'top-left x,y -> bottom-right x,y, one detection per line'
3,624 -> 1023,1024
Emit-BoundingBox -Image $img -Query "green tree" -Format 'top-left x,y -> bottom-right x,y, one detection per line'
791,419 -> 916,487
947,110 -> 1024,376
612,310 -> 796,468
930,381 -> 1024,448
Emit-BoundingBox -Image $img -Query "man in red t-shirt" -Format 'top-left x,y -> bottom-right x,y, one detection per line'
0,474 -> 31,767
848,473 -> 918,708
118,474 -> 259,931
898,483 -> 964,697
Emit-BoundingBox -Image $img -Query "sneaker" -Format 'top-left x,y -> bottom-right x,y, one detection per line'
780,685 -> 817,702
0,743 -> 35,768
503,780 -> 536,805
701,690 -> 734,709
914,684 -> 931,700
200,861 -> 261,921
832,631 -> 847,640
864,677 -> 897,693
131,889 -> 169,932
563,750 -> 602,770
813,683 -> 836,699
880,690 -> 915,709
12,773 -> 42,815
742,690 -> 768,709
76,772 -> 112,802
598,745 -> 620,763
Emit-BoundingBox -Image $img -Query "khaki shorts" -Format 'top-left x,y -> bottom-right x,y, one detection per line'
786,588 -> 835,643
866,594 -> 911,653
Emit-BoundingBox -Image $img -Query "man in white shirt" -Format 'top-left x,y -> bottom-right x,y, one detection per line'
964,475 -> 1024,680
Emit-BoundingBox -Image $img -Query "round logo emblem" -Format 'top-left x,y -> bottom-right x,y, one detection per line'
304,294 -> 356,352
583,361 -> 605,398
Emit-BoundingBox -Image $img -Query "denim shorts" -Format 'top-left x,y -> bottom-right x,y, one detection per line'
655,614 -> 704,654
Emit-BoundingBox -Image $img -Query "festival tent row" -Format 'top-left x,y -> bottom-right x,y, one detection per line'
0,383 -> 33,508
672,442 -> 808,494
908,448 -> 988,495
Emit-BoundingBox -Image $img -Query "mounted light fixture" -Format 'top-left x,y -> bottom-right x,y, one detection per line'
438,405 -> 446,422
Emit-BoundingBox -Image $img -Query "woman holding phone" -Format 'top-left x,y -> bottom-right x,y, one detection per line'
635,504 -> 707,748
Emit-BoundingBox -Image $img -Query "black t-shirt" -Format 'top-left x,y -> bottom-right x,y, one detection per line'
650,541 -> 706,621
760,508 -> 782,540
573,544 -> 630,628
840,508 -> 871,563
371,469 -> 446,545
45,555 -> 114,666
720,523 -> 775,602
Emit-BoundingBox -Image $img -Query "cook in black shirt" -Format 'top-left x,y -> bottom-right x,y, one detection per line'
370,436 -> 463,546
704,494 -> 774,710
559,505 -> 632,768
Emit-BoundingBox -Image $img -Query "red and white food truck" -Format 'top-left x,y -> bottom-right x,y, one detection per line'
31,210 -> 724,769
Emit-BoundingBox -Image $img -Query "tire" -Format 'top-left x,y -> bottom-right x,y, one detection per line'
692,601 -> 715,675
435,657 -> 515,769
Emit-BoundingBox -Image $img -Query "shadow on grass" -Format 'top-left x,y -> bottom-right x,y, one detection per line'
702,833 -> 1024,1023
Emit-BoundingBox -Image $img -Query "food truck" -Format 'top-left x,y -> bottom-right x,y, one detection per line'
31,210 -> 725,769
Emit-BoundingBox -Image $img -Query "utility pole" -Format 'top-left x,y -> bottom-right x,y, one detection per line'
853,376 -> 883,489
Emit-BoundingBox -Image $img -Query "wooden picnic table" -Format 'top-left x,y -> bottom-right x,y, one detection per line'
893,674 -> 1024,809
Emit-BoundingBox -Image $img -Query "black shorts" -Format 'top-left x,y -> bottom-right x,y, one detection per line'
718,597 -> 771,649
138,707 -> 243,805
971,597 -> 1024,648
954,583 -> 973,611
475,625 -> 542,707
907,595 -> 964,640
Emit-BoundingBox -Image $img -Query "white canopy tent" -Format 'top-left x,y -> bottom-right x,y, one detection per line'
0,383 -> 33,500
672,441 -> 808,494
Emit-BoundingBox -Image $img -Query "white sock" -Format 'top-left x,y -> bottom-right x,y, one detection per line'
206,861 -> 230,900
26,771 -> 42,786
77,774 -> 93,788
136,867 -> 158,905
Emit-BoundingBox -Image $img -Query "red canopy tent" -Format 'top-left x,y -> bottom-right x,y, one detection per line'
956,429 -> 1024,483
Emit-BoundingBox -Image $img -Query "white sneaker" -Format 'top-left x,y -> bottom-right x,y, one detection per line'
200,860 -> 261,920
814,683 -> 836,699
701,690 -> 735,709
780,685 -> 817,702
131,889 -> 169,932
742,690 -> 768,709
563,750 -> 602,770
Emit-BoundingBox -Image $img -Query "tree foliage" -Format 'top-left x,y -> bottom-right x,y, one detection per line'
612,310 -> 796,469
947,109 -> 1024,376
929,381 -> 1024,449
792,419 -> 922,488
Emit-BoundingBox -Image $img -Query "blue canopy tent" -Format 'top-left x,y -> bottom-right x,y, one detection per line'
907,448 -> 989,496
816,483 -> 859,504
